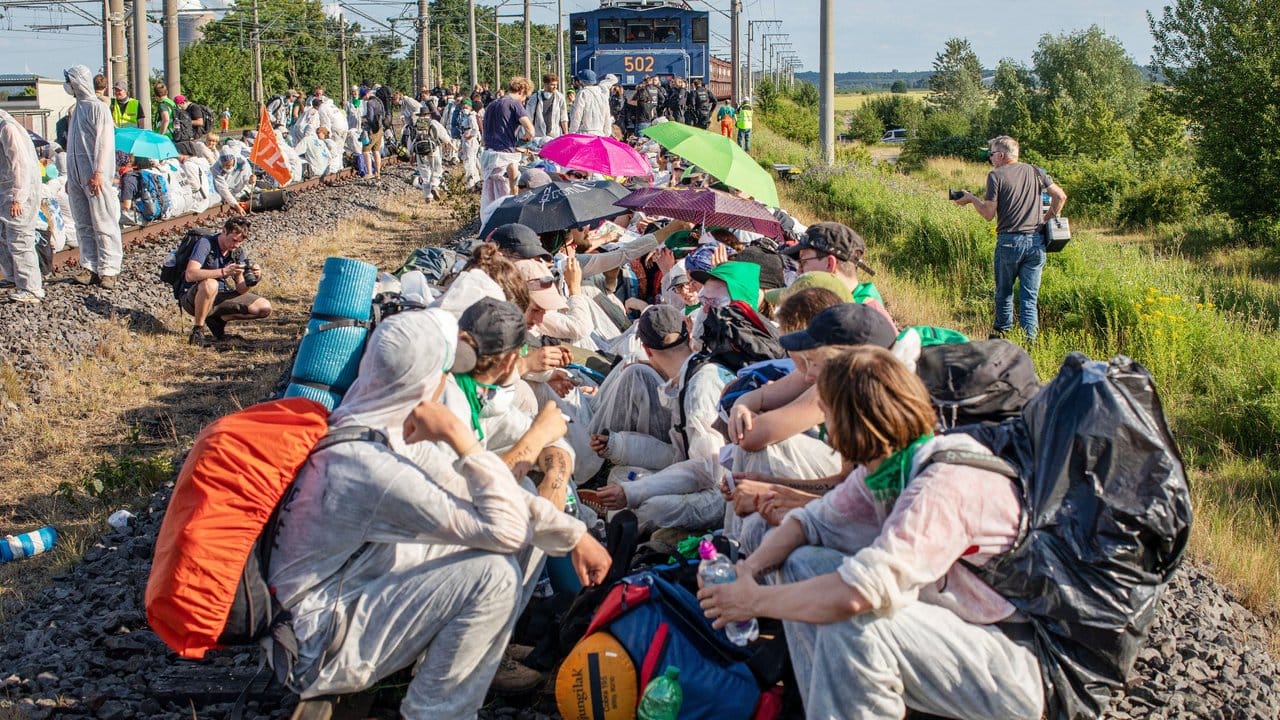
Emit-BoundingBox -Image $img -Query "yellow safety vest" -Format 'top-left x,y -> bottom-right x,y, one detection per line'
111,98 -> 139,128
737,108 -> 753,130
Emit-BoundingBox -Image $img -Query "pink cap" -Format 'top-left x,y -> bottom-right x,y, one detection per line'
697,540 -> 717,561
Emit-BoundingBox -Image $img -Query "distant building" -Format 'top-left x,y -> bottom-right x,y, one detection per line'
0,74 -> 76,138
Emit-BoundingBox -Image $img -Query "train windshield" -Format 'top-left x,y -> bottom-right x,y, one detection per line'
596,18 -> 683,44
691,16 -> 708,43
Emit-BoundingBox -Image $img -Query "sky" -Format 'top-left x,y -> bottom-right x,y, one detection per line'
0,0 -> 1169,80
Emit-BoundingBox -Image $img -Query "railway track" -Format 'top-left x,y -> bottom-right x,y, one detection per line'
48,166 -> 362,273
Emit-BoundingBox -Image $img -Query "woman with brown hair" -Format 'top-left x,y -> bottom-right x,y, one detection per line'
699,345 -> 1042,720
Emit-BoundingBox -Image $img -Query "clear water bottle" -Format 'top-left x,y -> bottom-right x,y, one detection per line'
697,540 -> 758,646
636,666 -> 683,720
1,526 -> 58,564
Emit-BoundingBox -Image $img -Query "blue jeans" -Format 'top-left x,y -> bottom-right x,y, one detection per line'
993,231 -> 1045,339
737,128 -> 751,151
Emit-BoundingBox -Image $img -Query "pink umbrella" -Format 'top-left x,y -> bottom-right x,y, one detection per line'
539,134 -> 653,178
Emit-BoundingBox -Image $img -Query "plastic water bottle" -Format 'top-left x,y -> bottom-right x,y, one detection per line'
697,540 -> 759,646
636,666 -> 684,720
1,526 -> 58,564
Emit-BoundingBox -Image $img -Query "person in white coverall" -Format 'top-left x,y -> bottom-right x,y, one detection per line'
568,70 -> 618,137
0,109 -> 44,303
63,65 -> 122,288
270,309 -> 531,719
212,149 -> 253,214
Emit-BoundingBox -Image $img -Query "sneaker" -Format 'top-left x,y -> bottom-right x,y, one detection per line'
489,656 -> 544,693
10,291 -> 40,304
98,274 -> 117,290
188,325 -> 213,347
73,269 -> 99,286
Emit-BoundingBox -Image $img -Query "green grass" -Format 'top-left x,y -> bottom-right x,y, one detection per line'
752,121 -> 1280,628
834,90 -> 929,112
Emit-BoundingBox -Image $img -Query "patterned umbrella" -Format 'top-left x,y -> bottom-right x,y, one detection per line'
539,134 -> 652,178
478,179 -> 631,238
615,187 -> 782,237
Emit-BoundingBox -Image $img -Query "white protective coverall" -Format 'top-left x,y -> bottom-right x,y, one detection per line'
62,65 -> 122,277
568,75 -> 619,136
413,118 -> 450,201
0,109 -> 44,297
296,132 -> 332,179
269,309 -> 531,719
458,108 -> 481,187
479,149 -> 523,226
597,355 -> 733,531
212,151 -> 253,208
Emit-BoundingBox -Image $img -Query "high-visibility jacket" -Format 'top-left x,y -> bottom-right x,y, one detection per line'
737,108 -> 753,130
111,98 -> 139,128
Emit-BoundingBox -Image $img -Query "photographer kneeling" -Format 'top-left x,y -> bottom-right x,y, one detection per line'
180,216 -> 272,346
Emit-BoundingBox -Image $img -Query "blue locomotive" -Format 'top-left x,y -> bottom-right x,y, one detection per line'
569,0 -> 732,96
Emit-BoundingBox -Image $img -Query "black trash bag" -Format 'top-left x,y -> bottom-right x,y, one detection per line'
956,353 -> 1192,720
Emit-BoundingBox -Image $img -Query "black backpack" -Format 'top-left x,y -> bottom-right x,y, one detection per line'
171,104 -> 195,142
374,87 -> 394,129
676,301 -> 784,450
946,354 -> 1191,720
187,103 -> 214,138
159,230 -> 216,298
915,339 -> 1041,428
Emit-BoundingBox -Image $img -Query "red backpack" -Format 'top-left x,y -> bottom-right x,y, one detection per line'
146,398 -> 331,659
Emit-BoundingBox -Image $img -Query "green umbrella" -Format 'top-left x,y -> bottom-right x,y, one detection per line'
642,121 -> 780,208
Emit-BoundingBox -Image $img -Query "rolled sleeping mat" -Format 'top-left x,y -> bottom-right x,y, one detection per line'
283,382 -> 344,411
312,257 -> 378,322
288,256 -> 379,406
291,317 -> 368,390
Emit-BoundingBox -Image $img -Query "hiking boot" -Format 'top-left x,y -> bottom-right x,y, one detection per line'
73,269 -> 99,286
289,697 -> 335,720
189,325 -> 213,347
206,315 -> 227,340
504,643 -> 535,664
98,274 -> 117,290
10,291 -> 41,305
489,655 -> 544,693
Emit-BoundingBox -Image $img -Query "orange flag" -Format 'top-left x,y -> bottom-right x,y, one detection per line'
249,105 -> 291,186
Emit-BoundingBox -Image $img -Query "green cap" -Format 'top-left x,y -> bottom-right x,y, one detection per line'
763,270 -> 850,305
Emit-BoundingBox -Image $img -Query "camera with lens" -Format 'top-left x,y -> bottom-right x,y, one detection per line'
240,258 -> 260,287
948,188 -> 966,201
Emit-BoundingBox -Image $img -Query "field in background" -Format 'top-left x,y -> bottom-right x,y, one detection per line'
750,122 -> 1280,640
834,89 -> 929,112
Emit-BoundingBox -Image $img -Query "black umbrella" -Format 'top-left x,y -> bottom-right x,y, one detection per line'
27,129 -> 49,148
478,179 -> 631,238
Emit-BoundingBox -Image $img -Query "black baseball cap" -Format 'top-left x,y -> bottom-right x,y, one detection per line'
489,223 -> 552,261
779,302 -> 896,352
782,222 -> 871,273
454,297 -> 533,373
736,245 -> 786,291
636,304 -> 689,350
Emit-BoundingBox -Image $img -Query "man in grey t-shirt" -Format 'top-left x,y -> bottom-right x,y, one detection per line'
954,135 -> 1066,340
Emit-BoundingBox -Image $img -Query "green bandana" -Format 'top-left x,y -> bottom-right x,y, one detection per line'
863,434 -> 933,503
452,373 -> 486,441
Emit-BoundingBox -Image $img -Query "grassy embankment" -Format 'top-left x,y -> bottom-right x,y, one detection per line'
751,121 -> 1280,632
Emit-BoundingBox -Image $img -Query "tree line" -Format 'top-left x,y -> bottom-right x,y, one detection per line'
831,1 -> 1280,240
